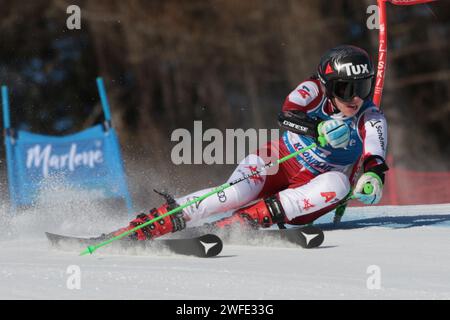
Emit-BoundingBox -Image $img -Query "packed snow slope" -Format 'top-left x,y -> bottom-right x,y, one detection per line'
0,193 -> 449,300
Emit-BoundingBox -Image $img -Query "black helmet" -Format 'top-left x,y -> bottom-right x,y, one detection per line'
317,45 -> 375,102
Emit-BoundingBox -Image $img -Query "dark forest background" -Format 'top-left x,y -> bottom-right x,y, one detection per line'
0,0 -> 448,208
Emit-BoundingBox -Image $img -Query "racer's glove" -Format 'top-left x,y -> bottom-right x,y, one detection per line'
353,172 -> 383,205
317,119 -> 350,149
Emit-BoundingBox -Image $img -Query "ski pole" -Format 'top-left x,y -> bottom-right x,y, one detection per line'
333,182 -> 374,224
80,142 -> 318,255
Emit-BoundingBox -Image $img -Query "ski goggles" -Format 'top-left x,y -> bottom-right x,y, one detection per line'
331,78 -> 373,102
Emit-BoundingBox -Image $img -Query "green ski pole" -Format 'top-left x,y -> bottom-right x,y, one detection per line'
333,182 -> 374,224
80,142 -> 318,256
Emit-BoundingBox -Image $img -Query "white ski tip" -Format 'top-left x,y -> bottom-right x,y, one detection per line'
199,241 -> 219,255
301,232 -> 320,246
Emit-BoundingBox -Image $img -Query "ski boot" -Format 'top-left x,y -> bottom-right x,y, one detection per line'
213,196 -> 288,230
112,190 -> 187,241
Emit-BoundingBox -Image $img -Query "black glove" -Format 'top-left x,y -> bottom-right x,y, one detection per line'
278,110 -> 321,138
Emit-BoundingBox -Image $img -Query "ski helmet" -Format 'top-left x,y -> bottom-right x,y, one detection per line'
317,45 -> 375,102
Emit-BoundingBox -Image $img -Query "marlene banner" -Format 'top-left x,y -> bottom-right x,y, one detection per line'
7,124 -> 133,211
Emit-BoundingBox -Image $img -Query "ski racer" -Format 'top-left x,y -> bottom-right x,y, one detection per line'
110,45 -> 389,240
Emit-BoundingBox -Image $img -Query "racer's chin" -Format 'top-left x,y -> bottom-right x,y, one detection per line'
333,97 -> 364,117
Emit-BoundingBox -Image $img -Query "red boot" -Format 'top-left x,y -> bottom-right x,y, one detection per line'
113,204 -> 187,241
213,196 -> 288,229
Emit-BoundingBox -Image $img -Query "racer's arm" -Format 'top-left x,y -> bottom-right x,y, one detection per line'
278,79 -> 350,149
353,108 -> 389,204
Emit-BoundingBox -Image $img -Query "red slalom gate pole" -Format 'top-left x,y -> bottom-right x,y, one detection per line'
373,0 -> 437,107
373,0 -> 387,107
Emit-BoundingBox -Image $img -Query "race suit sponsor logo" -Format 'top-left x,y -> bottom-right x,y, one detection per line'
284,131 -> 349,175
368,119 -> 386,152
282,120 -> 309,134
320,191 -> 336,203
293,143 -> 335,173
376,125 -> 385,151
217,190 -> 227,203
245,165 -> 264,184
302,198 -> 315,211
191,196 -> 205,209
349,139 -> 357,147
297,84 -> 311,99
368,119 -> 382,127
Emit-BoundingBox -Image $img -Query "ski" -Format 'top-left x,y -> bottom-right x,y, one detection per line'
257,226 -> 324,249
45,232 -> 223,258
177,224 -> 324,249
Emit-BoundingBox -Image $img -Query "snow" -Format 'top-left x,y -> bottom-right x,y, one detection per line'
0,200 -> 449,300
